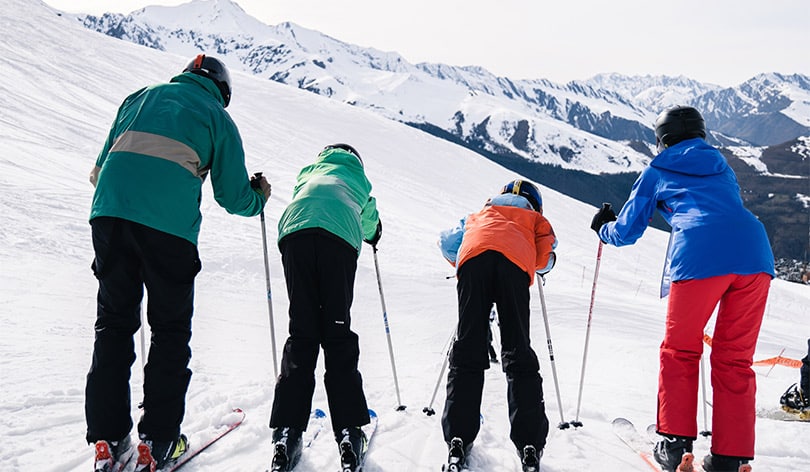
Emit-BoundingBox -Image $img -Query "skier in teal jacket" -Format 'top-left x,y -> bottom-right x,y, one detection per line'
86,54 -> 270,472
269,144 -> 381,472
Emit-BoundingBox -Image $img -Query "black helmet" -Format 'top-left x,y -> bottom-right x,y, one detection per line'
501,179 -> 542,212
324,143 -> 362,164
654,106 -> 706,148
183,54 -> 232,107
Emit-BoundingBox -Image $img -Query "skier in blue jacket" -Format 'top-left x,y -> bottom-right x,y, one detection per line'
590,106 -> 774,472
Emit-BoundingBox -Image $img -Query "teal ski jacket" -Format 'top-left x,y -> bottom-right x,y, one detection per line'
90,72 -> 264,245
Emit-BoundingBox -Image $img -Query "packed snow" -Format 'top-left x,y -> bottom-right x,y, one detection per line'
1,1 -> 809,471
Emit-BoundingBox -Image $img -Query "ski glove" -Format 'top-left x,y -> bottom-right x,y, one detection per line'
536,252 -> 556,276
590,203 -> 616,233
364,220 -> 382,247
250,173 -> 272,202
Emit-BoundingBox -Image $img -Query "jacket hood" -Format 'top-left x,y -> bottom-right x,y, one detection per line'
317,147 -> 364,168
650,138 -> 728,177
487,193 -> 534,211
170,72 -> 226,107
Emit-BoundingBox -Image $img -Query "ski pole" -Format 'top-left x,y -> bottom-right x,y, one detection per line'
136,300 -> 148,411
139,300 -> 147,372
572,236 -> 605,427
423,331 -> 455,416
253,172 -> 279,378
699,355 -> 711,436
372,245 -> 406,411
537,276 -> 570,429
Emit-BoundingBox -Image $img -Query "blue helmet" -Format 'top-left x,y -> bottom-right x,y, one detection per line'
502,179 -> 542,212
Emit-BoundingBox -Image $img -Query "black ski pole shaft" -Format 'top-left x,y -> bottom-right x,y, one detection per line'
254,172 -> 278,378
423,331 -> 455,416
537,277 -> 570,429
372,246 -> 406,411
572,237 -> 605,427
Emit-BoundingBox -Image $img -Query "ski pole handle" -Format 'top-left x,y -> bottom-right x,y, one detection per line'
251,171 -> 263,189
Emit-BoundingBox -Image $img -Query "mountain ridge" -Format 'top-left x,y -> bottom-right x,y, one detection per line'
63,0 -> 809,265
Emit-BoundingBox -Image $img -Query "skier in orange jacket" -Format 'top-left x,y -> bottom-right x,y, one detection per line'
438,179 -> 557,471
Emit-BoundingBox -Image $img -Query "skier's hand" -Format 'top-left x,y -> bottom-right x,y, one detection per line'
250,173 -> 271,201
364,220 -> 382,247
536,252 -> 556,276
590,203 -> 616,233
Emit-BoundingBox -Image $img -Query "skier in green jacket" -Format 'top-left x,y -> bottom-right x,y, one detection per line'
86,54 -> 271,472
269,144 -> 381,472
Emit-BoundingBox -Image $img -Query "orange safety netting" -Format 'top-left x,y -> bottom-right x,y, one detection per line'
702,333 -> 802,368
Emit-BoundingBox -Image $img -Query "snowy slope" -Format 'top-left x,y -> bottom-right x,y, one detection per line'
2,1 -> 809,472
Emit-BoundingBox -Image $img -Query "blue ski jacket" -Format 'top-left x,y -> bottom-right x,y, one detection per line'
598,138 -> 774,288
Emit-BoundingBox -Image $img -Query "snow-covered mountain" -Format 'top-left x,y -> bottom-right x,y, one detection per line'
3,1 -> 810,471
582,73 -> 723,113
694,73 -> 810,146
67,0 -> 810,264
72,0 -> 810,168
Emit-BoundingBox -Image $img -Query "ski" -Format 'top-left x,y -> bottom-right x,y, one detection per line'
163,407 -> 245,472
612,418 -> 662,471
338,409 -> 378,472
304,408 -> 328,447
757,406 -> 810,422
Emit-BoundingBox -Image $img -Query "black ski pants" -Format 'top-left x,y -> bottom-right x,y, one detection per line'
269,230 -> 370,434
442,250 -> 550,452
85,217 -> 200,443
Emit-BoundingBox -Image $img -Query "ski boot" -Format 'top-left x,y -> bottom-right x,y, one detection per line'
653,435 -> 693,472
780,383 -> 809,417
442,437 -> 471,472
702,453 -> 752,472
94,435 -> 134,472
337,426 -> 368,472
134,434 -> 188,472
520,444 -> 542,472
270,427 -> 303,472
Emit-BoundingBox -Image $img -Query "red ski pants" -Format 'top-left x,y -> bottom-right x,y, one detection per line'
657,272 -> 770,459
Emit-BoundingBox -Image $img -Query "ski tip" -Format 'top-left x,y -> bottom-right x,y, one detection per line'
314,408 -> 327,418
368,409 -> 378,418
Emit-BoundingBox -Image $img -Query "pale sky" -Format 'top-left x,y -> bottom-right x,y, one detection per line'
43,0 -> 810,86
